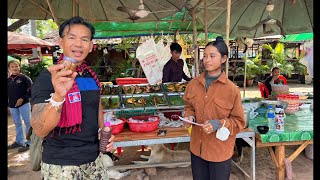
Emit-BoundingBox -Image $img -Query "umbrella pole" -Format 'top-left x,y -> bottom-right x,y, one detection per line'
243,52 -> 248,98
204,0 -> 208,44
225,0 -> 231,77
192,10 -> 199,76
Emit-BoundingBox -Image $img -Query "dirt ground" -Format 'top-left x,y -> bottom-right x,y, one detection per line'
7,83 -> 313,180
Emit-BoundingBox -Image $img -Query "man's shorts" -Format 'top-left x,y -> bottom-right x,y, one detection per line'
41,153 -> 109,180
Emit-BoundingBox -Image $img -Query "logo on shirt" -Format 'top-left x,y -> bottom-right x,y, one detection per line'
16,80 -> 22,84
68,92 -> 81,103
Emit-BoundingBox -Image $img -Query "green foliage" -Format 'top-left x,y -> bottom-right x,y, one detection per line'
292,52 -> 308,75
8,19 -> 58,38
242,53 -> 270,80
42,56 -> 53,66
36,19 -> 58,38
109,61 -> 132,82
262,42 -> 294,77
21,61 -> 49,81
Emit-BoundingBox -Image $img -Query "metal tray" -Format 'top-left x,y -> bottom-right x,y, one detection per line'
101,84 -> 120,95
101,96 -> 120,109
121,84 -> 163,94
162,82 -> 189,93
123,93 -> 168,108
166,94 -> 184,106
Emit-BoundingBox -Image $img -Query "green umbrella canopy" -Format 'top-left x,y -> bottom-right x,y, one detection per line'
187,0 -> 313,38
93,8 -> 204,39
8,55 -> 19,61
280,33 -> 313,42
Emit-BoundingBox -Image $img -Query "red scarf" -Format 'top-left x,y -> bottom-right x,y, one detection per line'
51,54 -> 101,137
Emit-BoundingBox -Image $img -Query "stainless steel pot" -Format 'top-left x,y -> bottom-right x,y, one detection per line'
243,108 -> 250,128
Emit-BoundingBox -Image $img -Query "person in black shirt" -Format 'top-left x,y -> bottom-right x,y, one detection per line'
8,60 -> 32,152
31,16 -> 115,179
162,43 -> 191,83
264,67 -> 283,95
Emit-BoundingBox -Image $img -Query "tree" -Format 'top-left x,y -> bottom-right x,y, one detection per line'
8,18 -> 58,38
36,19 -> 58,38
8,19 -> 29,31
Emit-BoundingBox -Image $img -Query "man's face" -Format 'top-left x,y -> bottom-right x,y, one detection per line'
58,24 -> 93,65
171,50 -> 181,61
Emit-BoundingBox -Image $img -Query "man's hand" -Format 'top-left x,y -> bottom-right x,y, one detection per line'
106,134 -> 115,152
202,121 -> 214,134
47,64 -> 77,99
15,98 -> 24,107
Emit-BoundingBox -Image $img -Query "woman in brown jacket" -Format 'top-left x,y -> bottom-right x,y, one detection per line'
183,36 -> 245,180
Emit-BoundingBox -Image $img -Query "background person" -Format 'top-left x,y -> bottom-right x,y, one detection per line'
183,36 -> 245,180
162,42 -> 191,83
8,60 -> 32,152
264,67 -> 283,95
30,16 -> 114,179
162,42 -> 191,120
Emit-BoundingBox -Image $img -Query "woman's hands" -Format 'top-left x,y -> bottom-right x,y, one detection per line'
183,116 -> 194,128
202,121 -> 214,134
47,64 -> 77,100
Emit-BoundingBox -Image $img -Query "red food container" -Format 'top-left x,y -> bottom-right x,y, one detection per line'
116,78 -> 148,85
110,118 -> 126,134
127,116 -> 160,133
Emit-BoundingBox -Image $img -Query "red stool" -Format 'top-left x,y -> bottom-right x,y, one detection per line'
258,82 -> 269,98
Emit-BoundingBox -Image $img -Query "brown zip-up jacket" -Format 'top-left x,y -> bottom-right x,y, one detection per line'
183,72 -> 245,162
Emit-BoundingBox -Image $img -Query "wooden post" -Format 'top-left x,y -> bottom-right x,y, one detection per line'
225,0 -> 231,77
192,10 -> 199,76
174,31 -> 178,43
204,0 -> 208,44
275,145 -> 285,180
243,52 -> 247,98
72,0 -> 79,16
46,0 -> 60,25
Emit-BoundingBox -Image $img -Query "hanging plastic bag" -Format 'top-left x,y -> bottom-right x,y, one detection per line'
300,40 -> 313,78
136,38 -> 162,84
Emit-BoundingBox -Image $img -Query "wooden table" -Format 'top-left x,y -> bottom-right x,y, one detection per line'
112,127 -> 256,180
256,135 -> 313,180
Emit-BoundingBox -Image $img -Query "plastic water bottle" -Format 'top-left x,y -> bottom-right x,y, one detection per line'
99,122 -> 112,153
267,105 -> 275,130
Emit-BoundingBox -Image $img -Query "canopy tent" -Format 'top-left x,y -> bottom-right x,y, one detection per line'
186,0 -> 313,38
280,33 -> 313,42
9,0 -> 313,38
8,0 -> 186,23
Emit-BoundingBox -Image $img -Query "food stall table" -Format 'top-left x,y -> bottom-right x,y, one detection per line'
112,127 -> 256,180
249,107 -> 313,180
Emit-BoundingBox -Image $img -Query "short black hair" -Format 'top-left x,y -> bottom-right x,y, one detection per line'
170,43 -> 182,53
205,36 -> 228,57
59,16 -> 95,40
272,67 -> 280,72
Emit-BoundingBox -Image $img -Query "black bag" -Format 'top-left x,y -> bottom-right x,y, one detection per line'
28,128 -> 43,171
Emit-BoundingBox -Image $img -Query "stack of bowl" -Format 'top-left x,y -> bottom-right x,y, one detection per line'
271,84 -> 289,95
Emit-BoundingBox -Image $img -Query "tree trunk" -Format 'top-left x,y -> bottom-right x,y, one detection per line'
8,19 -> 30,31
